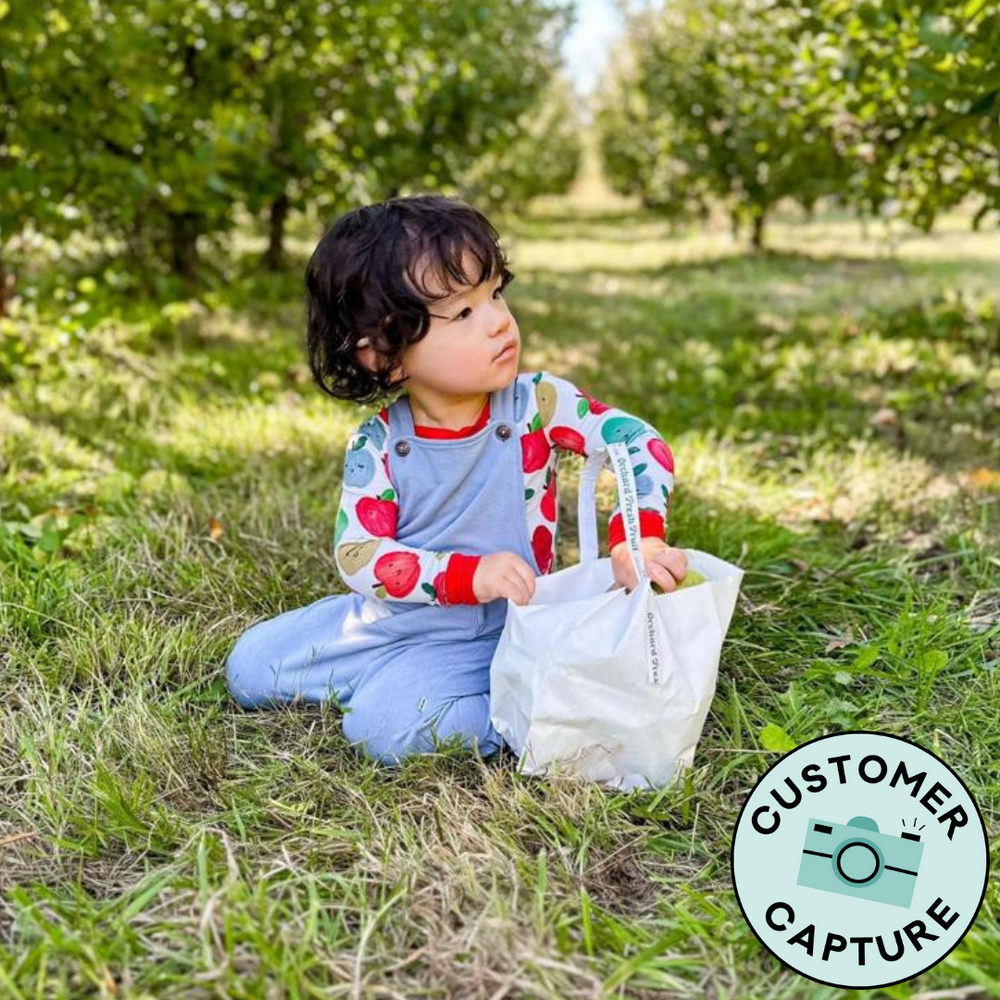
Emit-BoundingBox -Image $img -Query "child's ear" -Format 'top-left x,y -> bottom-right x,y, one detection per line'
355,339 -> 380,374
356,337 -> 404,381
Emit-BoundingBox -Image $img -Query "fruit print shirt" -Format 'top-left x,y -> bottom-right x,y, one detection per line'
334,370 -> 676,605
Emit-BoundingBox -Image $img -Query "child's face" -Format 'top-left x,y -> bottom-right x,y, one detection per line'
359,247 -> 520,397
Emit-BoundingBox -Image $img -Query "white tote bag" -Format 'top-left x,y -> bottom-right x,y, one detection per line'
490,440 -> 745,791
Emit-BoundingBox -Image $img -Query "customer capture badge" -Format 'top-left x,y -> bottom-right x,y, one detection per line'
730,731 -> 988,988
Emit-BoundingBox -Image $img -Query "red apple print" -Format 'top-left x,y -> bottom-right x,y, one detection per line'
578,388 -> 611,415
540,468 -> 557,522
550,425 -> 587,456
374,551 -> 420,597
647,438 -> 675,474
432,570 -> 447,604
521,429 -> 551,473
532,525 -> 554,574
357,491 -> 398,537
379,406 -> 389,422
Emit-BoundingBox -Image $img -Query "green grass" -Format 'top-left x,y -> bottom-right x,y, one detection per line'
2,198 -> 1000,998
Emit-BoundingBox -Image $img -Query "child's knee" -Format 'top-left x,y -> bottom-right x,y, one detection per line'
434,693 -> 503,758
341,701 -> 403,764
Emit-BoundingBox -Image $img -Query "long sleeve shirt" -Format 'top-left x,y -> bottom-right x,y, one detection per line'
333,370 -> 676,605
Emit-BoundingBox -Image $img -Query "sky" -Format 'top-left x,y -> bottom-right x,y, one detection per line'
560,0 -> 649,97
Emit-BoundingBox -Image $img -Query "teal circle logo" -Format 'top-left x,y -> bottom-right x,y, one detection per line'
730,731 -> 988,988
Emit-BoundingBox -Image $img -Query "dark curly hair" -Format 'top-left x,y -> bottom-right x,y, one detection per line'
305,193 -> 515,405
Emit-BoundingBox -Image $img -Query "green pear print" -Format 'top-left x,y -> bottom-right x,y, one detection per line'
535,380 -> 557,426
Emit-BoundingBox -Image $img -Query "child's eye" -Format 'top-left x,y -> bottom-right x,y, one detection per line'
454,281 -> 509,321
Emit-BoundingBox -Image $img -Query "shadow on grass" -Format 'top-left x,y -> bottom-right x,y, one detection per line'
509,263 -> 999,475
8,226 -> 1000,535
10,240 -> 998,520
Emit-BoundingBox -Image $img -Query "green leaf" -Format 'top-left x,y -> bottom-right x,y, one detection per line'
760,723 -> 797,752
917,649 -> 948,676
334,508 -> 348,546
122,871 -> 176,921
577,398 -> 589,418
850,645 -> 881,671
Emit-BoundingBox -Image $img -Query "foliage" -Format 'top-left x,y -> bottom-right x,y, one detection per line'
456,70 -> 585,215
0,0 -> 577,290
596,0 -> 1000,243
592,20 -> 669,209
809,0 -> 1000,230
0,2 -> 88,311
597,0 -> 849,248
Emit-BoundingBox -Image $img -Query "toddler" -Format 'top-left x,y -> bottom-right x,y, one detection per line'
225,194 -> 688,765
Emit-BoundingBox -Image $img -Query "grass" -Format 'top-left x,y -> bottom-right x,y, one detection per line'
2,189 -> 1000,998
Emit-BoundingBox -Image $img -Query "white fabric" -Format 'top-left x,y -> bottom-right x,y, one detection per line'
489,440 -> 744,791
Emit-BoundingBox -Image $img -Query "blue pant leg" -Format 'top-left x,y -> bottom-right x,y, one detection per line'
342,635 -> 505,765
226,593 -> 379,709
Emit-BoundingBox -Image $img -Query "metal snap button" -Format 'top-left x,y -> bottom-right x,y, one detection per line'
495,424 -> 512,441
394,440 -> 411,457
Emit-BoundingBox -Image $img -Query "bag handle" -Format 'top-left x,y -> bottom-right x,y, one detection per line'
577,440 -> 646,586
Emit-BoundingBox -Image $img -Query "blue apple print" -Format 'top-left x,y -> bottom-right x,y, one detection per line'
359,416 -> 386,450
601,416 -> 647,445
635,474 -> 654,494
344,439 -> 375,487
514,380 -> 527,422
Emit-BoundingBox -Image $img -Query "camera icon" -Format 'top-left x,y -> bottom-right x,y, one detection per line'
796,816 -> 924,909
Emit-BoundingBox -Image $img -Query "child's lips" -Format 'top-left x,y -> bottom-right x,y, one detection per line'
493,341 -> 518,362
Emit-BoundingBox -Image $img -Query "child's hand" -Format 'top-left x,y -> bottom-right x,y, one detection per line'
611,539 -> 688,594
473,551 -> 537,606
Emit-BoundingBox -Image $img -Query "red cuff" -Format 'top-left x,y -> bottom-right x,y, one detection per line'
442,553 -> 482,605
608,510 -> 666,552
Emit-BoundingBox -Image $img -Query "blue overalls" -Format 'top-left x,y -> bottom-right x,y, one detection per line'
225,377 -> 542,766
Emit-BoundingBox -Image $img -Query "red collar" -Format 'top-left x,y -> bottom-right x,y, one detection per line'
413,398 -> 491,438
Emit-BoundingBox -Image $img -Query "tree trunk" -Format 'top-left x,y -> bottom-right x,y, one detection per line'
169,214 -> 201,283
972,202 -> 991,232
750,210 -> 766,251
264,191 -> 290,271
0,243 -> 6,319
729,210 -> 741,243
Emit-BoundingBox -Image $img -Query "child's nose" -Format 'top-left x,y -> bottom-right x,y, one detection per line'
490,305 -> 512,333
